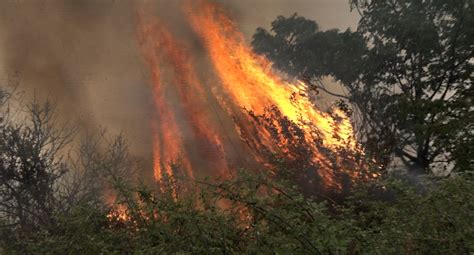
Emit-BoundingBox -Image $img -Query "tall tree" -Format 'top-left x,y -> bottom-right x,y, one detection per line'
252,0 -> 473,174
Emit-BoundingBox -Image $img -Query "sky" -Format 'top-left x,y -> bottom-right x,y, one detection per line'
223,0 -> 359,38
0,0 -> 359,157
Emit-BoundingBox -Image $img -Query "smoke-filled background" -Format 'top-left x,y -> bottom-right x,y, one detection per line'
0,0 -> 358,160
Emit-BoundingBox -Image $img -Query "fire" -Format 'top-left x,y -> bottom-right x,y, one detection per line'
104,192 -> 130,222
107,204 -> 129,222
137,12 -> 230,183
186,2 -> 357,149
136,0 -> 368,191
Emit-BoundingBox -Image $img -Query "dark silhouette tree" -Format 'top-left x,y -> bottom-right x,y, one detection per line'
0,102 -> 75,234
0,91 -> 131,251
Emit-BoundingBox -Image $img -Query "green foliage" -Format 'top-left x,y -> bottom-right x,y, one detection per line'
2,169 -> 472,254
20,205 -> 119,254
348,174 -> 474,254
0,97 -> 471,253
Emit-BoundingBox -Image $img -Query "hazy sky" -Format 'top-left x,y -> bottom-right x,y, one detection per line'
0,0 -> 359,157
224,0 -> 359,39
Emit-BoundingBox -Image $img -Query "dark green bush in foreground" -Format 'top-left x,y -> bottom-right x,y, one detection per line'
2,170 -> 472,254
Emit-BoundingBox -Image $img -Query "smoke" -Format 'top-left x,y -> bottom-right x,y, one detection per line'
0,0 -> 154,157
0,0 -> 357,161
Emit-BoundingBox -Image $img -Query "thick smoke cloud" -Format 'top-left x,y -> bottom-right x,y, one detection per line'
0,0 -> 153,157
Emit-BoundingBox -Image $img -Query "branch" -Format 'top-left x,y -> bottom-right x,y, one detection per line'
305,78 -> 350,100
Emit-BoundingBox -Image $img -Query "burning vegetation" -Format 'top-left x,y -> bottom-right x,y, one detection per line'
137,0 -> 373,195
1,0 -> 471,253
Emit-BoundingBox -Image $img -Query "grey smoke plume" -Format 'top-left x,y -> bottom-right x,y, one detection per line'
0,0 -> 153,156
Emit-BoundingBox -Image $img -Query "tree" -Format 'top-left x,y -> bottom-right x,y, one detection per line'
0,102 -> 75,235
0,90 -> 130,252
252,0 -> 473,174
1,89 -> 471,253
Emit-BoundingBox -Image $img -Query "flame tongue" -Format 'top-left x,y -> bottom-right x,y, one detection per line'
186,2 -> 356,149
137,13 -> 233,182
137,1 -> 364,190
186,1 -> 361,185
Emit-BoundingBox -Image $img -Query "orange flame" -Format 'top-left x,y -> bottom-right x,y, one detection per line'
136,0 -> 367,191
107,204 -> 129,222
186,1 -> 361,186
137,13 -> 230,183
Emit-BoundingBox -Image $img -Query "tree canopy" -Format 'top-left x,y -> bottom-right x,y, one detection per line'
252,0 -> 473,174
